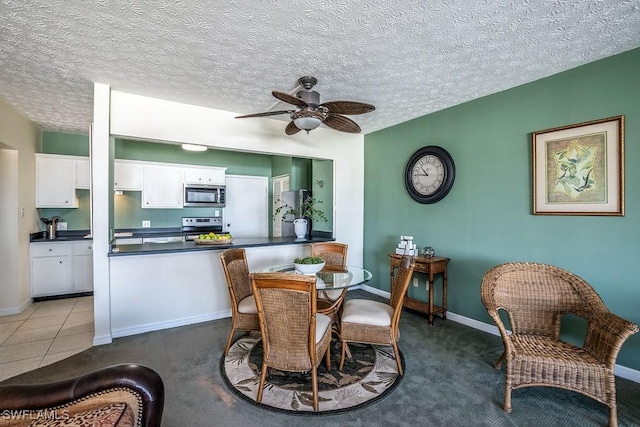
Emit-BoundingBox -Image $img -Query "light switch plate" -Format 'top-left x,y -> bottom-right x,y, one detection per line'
56,222 -> 67,230
142,220 -> 151,228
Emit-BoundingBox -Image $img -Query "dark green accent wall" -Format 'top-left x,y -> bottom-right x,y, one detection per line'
364,47 -> 640,370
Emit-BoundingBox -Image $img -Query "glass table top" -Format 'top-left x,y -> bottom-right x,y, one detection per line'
261,265 -> 372,290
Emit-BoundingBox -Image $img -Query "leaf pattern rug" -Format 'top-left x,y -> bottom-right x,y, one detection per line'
220,332 -> 404,414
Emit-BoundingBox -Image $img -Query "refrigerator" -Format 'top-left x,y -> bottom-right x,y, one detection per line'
280,189 -> 312,237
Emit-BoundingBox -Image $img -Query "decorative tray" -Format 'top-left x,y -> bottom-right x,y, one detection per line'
194,237 -> 233,245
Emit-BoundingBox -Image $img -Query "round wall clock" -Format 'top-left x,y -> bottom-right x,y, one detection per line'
404,145 -> 456,204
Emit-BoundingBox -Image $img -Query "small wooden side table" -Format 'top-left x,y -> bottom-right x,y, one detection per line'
388,254 -> 450,325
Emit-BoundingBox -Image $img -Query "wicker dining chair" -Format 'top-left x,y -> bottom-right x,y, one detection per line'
220,249 -> 260,356
481,262 -> 639,427
249,272 -> 332,412
339,255 -> 415,375
311,242 -> 349,323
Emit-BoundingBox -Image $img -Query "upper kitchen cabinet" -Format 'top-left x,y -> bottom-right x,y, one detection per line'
36,153 -> 79,208
142,164 -> 183,208
114,160 -> 143,191
75,157 -> 91,189
183,166 -> 226,185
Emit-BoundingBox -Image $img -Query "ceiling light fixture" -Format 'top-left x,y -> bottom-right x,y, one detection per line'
291,109 -> 327,133
181,143 -> 207,152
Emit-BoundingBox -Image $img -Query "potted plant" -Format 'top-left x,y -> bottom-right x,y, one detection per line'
274,196 -> 328,238
293,256 -> 326,274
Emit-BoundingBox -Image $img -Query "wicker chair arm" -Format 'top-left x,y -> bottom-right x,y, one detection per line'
584,311 -> 639,365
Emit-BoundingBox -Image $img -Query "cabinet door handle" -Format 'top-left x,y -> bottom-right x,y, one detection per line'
48,248 -> 52,252
59,261 -> 63,264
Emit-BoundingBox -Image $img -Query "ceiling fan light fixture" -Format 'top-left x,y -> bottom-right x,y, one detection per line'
291,110 -> 326,133
181,143 -> 207,152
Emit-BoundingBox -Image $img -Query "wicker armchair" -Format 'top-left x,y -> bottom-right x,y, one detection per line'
339,255 -> 415,375
249,272 -> 332,412
481,262 -> 639,427
220,249 -> 260,356
310,242 -> 349,324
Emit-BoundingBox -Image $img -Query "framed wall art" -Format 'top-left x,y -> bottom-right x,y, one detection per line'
532,115 -> 624,216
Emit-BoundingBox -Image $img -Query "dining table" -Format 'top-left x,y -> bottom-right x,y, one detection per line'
261,264 -> 373,290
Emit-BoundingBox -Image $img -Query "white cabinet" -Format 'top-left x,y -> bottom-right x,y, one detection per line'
114,161 -> 142,191
75,158 -> 91,189
36,154 -> 78,208
183,167 -> 226,185
142,165 -> 183,208
72,242 -> 93,292
31,242 -> 73,296
31,241 -> 94,297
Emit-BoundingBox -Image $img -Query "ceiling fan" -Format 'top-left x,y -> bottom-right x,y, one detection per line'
235,76 -> 375,135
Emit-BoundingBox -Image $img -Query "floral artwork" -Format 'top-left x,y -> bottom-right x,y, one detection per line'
546,135 -> 605,203
533,116 -> 624,216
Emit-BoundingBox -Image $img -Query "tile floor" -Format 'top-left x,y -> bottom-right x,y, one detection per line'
0,296 -> 94,382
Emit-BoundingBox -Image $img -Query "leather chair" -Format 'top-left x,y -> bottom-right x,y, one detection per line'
0,364 -> 164,427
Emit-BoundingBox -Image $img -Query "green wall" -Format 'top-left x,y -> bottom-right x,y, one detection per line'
364,47 -> 640,370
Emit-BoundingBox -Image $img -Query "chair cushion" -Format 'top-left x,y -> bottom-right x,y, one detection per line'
24,402 -> 134,427
341,299 -> 393,326
316,313 -> 331,343
237,295 -> 257,314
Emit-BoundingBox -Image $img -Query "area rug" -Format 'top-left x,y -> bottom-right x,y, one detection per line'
220,332 -> 404,415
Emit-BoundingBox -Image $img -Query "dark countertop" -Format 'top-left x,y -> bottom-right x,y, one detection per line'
109,236 -> 335,257
30,228 -> 335,254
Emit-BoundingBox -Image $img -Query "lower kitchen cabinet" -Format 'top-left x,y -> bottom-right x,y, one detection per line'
72,241 -> 94,293
30,241 -> 93,297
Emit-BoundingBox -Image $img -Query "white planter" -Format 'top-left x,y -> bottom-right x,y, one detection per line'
293,218 -> 308,239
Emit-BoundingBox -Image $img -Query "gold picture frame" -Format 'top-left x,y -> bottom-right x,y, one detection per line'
532,115 -> 624,216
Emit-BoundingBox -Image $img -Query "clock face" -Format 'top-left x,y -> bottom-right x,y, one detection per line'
410,154 -> 445,195
405,146 -> 455,204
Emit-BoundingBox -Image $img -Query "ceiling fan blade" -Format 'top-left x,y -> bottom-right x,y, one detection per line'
319,101 -> 375,115
285,121 -> 302,135
235,110 -> 294,119
324,114 -> 361,133
272,91 -> 308,108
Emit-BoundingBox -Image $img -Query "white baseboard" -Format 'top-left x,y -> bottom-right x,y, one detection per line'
359,286 -> 640,384
111,309 -> 232,339
93,334 -> 113,346
0,298 -> 32,316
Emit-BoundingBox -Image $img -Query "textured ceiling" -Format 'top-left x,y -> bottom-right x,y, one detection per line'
1,1 -> 639,135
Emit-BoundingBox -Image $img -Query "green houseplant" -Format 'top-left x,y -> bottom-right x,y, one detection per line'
274,196 -> 327,239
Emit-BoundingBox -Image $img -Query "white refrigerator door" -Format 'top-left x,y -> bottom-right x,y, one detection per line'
225,175 -> 269,238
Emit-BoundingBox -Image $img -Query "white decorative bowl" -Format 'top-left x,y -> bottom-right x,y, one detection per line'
293,261 -> 325,275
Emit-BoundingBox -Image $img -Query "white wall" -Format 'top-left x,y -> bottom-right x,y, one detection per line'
0,97 -> 40,315
92,89 -> 365,342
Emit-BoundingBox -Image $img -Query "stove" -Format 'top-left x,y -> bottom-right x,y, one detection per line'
182,217 -> 224,240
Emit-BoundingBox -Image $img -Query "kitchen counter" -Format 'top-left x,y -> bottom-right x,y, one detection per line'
30,230 -> 92,242
109,235 -> 335,257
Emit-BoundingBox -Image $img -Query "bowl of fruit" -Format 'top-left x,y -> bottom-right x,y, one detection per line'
293,256 -> 326,275
194,232 -> 233,245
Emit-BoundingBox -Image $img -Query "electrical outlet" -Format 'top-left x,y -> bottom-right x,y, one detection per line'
413,278 -> 419,288
142,220 -> 151,228
20,207 -> 25,217
56,222 -> 68,231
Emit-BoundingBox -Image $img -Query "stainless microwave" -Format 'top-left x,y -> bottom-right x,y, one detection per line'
183,184 -> 226,207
